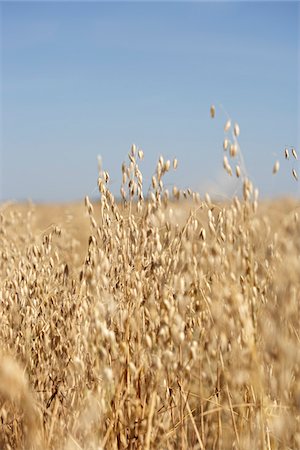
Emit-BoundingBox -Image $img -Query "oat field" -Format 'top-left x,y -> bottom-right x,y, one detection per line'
1,138 -> 300,449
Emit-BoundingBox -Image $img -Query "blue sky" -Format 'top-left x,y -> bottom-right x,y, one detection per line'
1,1 -> 299,202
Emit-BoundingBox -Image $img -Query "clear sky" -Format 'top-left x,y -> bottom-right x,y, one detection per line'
1,1 -> 299,202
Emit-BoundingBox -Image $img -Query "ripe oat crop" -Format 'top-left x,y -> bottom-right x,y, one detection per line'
0,126 -> 300,449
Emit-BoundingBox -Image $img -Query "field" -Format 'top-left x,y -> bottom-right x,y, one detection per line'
0,149 -> 300,449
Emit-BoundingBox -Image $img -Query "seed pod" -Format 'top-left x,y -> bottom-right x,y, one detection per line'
120,187 -> 126,200
292,169 -> 298,181
200,228 -> 206,241
131,144 -> 136,156
164,160 -> 171,172
138,149 -> 144,159
273,161 -> 280,174
205,192 -> 211,206
223,156 -> 232,175
210,105 -> 215,118
223,155 -> 229,168
234,123 -> 240,137
224,119 -> 231,132
292,148 -> 298,160
223,139 -> 229,151
284,148 -> 289,159
230,144 -> 238,158
235,165 -> 241,178
173,158 -> 178,169
152,176 -> 157,189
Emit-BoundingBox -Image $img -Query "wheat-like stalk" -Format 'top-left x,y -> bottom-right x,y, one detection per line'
0,112 -> 299,450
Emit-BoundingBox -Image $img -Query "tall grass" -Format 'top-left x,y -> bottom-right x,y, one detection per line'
0,118 -> 299,449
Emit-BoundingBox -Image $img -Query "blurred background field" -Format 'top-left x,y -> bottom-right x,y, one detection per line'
2,194 -> 300,264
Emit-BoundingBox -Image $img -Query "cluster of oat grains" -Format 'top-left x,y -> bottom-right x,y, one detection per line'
0,112 -> 299,449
